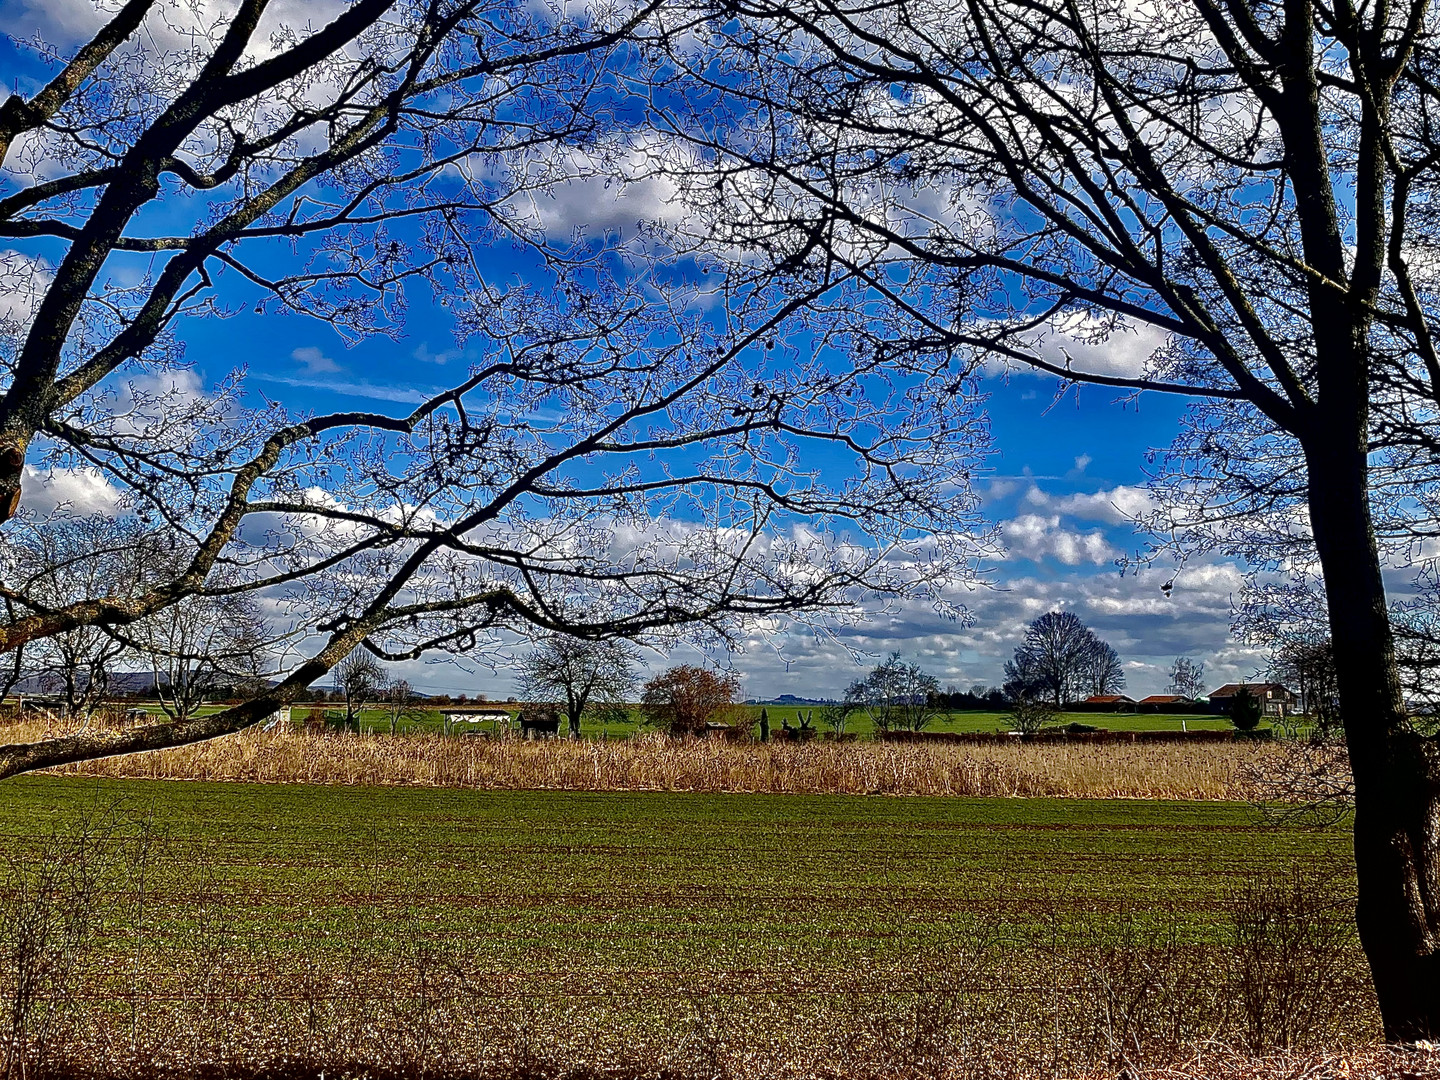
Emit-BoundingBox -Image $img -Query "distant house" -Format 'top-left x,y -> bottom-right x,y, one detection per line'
1082,694 -> 1136,711
1206,683 -> 1296,718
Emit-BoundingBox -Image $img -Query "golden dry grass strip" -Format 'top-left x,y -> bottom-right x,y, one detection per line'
2,725 -> 1303,799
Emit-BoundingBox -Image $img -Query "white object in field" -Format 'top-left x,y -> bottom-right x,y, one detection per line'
261,706 -> 291,732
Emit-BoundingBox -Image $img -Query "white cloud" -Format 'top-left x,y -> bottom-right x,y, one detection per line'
254,372 -> 437,405
412,343 -> 461,366
1,0 -> 350,59
995,312 -> 1173,381
517,147 -> 684,241
1000,514 -> 1115,566
18,464 -> 122,518
0,251 -> 50,331
1024,483 -> 1155,525
292,346 -> 340,374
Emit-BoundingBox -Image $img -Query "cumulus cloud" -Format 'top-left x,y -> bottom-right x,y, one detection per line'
17,464 -> 122,518
992,312 -> 1173,381
1023,483 -> 1155,525
506,142 -> 684,241
1000,514 -> 1115,566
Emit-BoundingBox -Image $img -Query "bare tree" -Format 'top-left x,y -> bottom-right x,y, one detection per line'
1006,692 -> 1055,736
1084,641 -> 1126,699
1167,658 -> 1206,703
518,635 -> 636,739
847,653 -> 940,733
334,651 -> 385,734
3,515 -> 157,718
646,0 -> 1440,1032
639,666 -> 740,736
1273,640 -> 1342,737
383,678 -> 427,735
1003,612 -> 1115,707
135,591 -> 270,725
0,4 -> 991,778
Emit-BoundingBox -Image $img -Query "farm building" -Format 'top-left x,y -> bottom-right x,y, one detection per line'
443,708 -> 514,735
1137,694 -> 1192,712
1081,694 -> 1136,711
1206,683 -> 1296,718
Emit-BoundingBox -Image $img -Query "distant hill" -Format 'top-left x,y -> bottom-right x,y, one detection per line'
745,693 -> 834,706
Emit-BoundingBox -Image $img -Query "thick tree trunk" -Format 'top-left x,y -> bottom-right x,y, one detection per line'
1306,437 -> 1440,1040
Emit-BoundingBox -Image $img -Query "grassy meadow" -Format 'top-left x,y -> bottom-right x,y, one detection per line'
0,775 -> 1376,1078
127,703 -> 1244,739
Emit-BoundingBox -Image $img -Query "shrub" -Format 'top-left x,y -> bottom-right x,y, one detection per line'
1231,688 -> 1263,731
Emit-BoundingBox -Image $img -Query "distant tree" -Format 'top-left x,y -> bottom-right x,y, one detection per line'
334,652 -> 385,734
137,591 -> 270,725
518,636 -> 638,739
640,666 -> 741,736
849,654 -> 940,733
1273,640 -> 1341,738
1084,642 -> 1126,698
1004,612 -> 1120,706
4,515 -> 162,718
1167,658 -> 1207,702
819,696 -> 860,736
383,679 -> 428,736
1231,688 -> 1263,732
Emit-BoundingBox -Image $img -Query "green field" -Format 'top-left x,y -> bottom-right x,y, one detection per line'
164,703 -> 1246,739
1,776 -> 1343,966
0,777 -> 1376,1072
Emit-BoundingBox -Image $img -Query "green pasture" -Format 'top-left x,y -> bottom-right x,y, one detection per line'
138,703 -> 1248,739
1,777 -> 1347,980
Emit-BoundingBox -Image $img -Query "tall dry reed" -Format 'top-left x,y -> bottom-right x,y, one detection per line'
15,727 -> 1299,800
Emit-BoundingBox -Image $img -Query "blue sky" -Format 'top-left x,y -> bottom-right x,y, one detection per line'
0,1 -> 1272,702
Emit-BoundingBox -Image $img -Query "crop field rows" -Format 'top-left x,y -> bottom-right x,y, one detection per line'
0,777 -> 1376,1078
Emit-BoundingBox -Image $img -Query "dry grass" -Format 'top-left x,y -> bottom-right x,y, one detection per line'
2,725 -> 1302,799
1091,1043 -> 1440,1079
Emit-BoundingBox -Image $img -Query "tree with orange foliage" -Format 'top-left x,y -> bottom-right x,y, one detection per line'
639,666 -> 741,737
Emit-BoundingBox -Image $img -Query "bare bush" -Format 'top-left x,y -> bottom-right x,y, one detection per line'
1227,866 -> 1365,1052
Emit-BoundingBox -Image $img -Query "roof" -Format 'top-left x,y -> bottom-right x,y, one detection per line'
1207,682 -> 1293,699
1139,695 -> 1187,704
1084,694 -> 1136,704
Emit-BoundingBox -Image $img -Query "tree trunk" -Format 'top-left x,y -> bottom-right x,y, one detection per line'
1306,436 -> 1440,1039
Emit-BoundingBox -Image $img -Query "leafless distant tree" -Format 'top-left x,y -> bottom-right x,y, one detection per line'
1007,693 -> 1055,737
135,591 -> 270,725
847,653 -> 940,733
0,3 -> 992,778
1003,612 -> 1118,706
518,635 -> 636,739
334,650 -> 385,734
1166,658 -> 1206,703
383,678 -> 426,735
645,0 -> 1440,1033
2,514 -> 158,718
1274,640 -> 1342,737
1083,642 -> 1125,699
